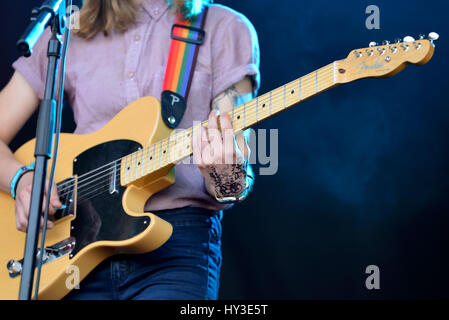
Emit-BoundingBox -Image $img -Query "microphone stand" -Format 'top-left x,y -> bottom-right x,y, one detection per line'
17,0 -> 66,300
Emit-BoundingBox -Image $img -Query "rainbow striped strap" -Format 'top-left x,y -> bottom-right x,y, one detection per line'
161,7 -> 209,128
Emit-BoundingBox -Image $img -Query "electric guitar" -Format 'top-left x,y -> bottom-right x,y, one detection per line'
0,34 -> 437,299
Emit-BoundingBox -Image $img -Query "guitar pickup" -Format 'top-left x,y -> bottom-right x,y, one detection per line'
7,237 -> 76,278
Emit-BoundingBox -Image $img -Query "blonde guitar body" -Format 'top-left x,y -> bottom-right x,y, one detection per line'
0,97 -> 174,300
0,36 -> 437,300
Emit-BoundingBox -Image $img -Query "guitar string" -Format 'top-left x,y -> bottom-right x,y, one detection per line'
55,68 -> 336,199
56,71 -> 337,204
55,64 -> 335,193
56,62 -> 336,194
55,68 -> 336,200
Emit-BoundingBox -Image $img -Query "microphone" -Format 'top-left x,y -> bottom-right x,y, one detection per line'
17,0 -> 66,57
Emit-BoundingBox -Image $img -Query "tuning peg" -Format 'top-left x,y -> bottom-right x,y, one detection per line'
394,38 -> 402,43
369,41 -> 378,47
382,40 -> 390,45
403,36 -> 415,43
428,32 -> 439,41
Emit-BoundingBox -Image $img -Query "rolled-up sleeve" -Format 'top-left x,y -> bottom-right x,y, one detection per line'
211,12 -> 260,98
12,28 -> 52,100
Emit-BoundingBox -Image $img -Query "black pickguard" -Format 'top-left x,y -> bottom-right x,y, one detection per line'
69,140 -> 150,257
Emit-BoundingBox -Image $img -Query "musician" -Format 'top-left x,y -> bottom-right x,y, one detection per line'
0,0 -> 259,299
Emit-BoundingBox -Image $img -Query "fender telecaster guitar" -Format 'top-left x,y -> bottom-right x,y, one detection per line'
0,35 -> 437,299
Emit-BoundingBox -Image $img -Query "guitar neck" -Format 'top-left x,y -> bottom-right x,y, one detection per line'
120,61 -> 340,185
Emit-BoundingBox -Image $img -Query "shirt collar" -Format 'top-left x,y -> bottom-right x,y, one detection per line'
140,0 -> 170,21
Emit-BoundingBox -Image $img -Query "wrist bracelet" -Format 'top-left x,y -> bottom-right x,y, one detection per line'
10,162 -> 35,200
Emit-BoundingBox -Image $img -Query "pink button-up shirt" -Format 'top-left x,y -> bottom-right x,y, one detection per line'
12,0 -> 260,212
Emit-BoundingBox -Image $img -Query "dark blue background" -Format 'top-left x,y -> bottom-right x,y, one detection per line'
1,0 -> 448,299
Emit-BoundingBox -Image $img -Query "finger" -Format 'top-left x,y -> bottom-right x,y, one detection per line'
201,128 -> 214,166
208,111 -> 222,139
208,112 -> 225,164
222,128 -> 236,165
218,114 -> 237,164
193,125 -> 204,168
208,129 -> 224,165
50,181 -> 62,209
45,179 -> 62,214
16,203 -> 28,232
208,110 -> 219,130
19,188 -> 32,220
219,112 -> 233,131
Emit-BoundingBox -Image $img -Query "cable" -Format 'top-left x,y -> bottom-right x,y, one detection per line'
34,0 -> 73,300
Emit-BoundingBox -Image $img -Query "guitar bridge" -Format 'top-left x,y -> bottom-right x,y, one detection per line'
6,237 -> 76,278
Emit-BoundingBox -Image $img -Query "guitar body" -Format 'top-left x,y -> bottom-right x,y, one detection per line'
0,36 -> 436,300
0,97 -> 174,300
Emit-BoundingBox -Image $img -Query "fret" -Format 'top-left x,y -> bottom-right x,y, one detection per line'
162,139 -> 168,167
125,155 -> 129,184
158,141 -> 163,169
172,132 -> 178,162
185,127 -> 192,158
283,84 -> 286,109
177,131 -> 183,161
318,65 -> 332,92
140,148 -> 144,178
178,131 -> 184,160
286,81 -> 298,109
133,150 -> 137,181
315,70 -> 318,93
258,93 -> 270,122
269,91 -> 272,115
181,129 -> 186,161
186,128 -> 192,159
129,154 -> 132,181
135,151 -> 139,181
146,146 -> 150,174
135,150 -> 139,181
243,103 -> 246,128
128,153 -> 132,182
166,138 -> 170,165
129,153 -> 134,182
152,144 -> 156,172
231,105 -> 235,130
301,72 -> 315,101
333,61 -> 337,84
256,96 -> 259,122
271,88 -> 281,114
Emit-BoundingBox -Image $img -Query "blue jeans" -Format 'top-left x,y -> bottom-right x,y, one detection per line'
63,207 -> 222,300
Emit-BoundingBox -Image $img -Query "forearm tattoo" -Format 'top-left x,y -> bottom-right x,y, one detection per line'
206,80 -> 255,200
212,85 -> 244,112
208,164 -> 247,198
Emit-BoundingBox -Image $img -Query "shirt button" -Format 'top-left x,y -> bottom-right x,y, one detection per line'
134,35 -> 141,42
128,72 -> 135,79
154,9 -> 159,15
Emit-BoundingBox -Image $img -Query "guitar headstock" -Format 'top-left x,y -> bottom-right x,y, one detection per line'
335,32 -> 438,83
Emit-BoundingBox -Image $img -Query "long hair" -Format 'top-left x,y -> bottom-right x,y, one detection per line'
76,0 -> 211,40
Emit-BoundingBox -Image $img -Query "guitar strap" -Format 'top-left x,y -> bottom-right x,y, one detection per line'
161,7 -> 209,128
